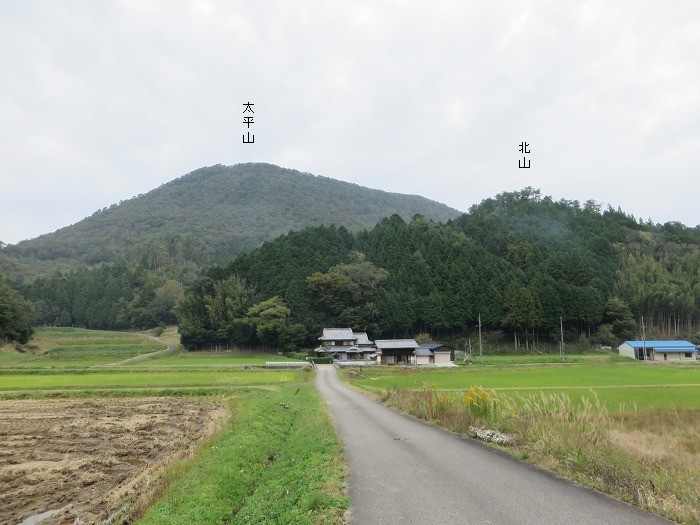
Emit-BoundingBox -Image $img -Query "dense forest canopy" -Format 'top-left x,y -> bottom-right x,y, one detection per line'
174,189 -> 700,350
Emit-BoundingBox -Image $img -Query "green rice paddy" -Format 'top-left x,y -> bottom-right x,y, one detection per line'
346,363 -> 700,410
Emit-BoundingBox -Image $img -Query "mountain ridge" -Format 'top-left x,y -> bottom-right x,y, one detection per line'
4,163 -> 462,272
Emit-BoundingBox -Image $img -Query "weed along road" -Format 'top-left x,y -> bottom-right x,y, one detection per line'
314,365 -> 671,525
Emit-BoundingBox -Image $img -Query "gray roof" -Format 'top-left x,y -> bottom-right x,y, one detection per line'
375,339 -> 419,350
419,343 -> 444,350
353,332 -> 373,346
319,328 -> 355,341
414,347 -> 434,356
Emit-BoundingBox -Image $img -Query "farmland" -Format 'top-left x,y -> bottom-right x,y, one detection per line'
0,327 -> 166,368
0,328 -> 346,525
343,360 -> 700,524
138,351 -> 304,367
346,362 -> 700,410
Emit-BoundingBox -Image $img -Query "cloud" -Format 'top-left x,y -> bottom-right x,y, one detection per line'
0,1 -> 698,244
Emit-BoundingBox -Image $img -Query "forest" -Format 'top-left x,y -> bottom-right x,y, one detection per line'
2,163 -> 459,280
3,188 -> 698,349
174,189 -> 700,350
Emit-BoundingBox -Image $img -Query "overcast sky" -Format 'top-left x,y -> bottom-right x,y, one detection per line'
1,1 -> 699,244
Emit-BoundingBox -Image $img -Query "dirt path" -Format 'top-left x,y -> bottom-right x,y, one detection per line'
91,336 -> 178,368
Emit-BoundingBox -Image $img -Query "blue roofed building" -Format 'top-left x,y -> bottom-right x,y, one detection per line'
618,340 -> 698,361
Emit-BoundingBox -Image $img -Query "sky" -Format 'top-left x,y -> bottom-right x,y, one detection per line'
1,1 -> 699,245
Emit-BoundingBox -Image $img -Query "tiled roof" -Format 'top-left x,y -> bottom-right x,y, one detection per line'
319,328 -> 355,341
353,332 -> 373,346
375,339 -> 419,349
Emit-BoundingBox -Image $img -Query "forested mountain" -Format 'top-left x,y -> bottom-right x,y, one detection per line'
4,163 -> 461,275
6,180 -> 698,347
176,188 -> 700,350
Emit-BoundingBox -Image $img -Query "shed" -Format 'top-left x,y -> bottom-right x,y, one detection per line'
375,339 -> 419,365
618,340 -> 697,361
418,343 -> 455,365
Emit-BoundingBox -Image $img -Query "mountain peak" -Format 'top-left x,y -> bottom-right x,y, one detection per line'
6,164 -> 462,269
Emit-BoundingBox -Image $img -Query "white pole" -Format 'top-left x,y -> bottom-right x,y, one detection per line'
560,316 -> 564,360
478,314 -> 483,364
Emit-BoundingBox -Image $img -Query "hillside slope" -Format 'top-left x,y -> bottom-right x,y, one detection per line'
5,163 -> 462,269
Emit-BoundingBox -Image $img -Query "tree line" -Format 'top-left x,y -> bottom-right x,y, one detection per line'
175,189 -> 700,349
6,188 -> 699,349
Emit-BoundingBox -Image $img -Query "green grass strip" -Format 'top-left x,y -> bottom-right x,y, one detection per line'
137,383 -> 347,525
0,369 -> 300,389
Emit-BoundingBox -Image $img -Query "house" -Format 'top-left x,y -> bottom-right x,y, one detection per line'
618,340 -> 698,361
417,343 -> 455,365
375,339 -> 420,365
314,329 -> 457,365
314,328 -> 375,360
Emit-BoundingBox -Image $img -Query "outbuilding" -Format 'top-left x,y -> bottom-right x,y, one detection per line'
418,343 -> 455,365
375,339 -> 420,365
618,340 -> 698,361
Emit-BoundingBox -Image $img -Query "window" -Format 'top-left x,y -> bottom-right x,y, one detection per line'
684,352 -> 692,358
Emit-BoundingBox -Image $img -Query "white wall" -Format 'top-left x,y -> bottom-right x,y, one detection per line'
618,343 -> 636,359
434,352 -> 451,364
416,355 -> 431,365
658,351 -> 697,361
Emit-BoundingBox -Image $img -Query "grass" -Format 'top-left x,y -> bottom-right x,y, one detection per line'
347,362 -> 700,410
0,327 -> 162,368
139,352 -> 303,367
344,363 -> 700,524
28,327 -> 148,348
0,369 -> 300,394
140,325 -> 182,347
458,352 -> 630,365
134,380 -> 347,524
2,328 -> 349,523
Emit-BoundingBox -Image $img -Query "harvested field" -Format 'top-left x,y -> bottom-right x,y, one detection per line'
0,397 -> 226,525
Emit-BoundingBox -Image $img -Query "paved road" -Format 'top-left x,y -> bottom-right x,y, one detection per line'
314,365 -> 671,525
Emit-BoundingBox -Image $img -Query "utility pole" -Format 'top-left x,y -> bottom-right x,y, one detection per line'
641,316 -> 647,361
478,313 -> 483,364
560,316 -> 564,360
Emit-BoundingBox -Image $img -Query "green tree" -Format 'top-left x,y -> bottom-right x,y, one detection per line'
307,258 -> 389,328
603,297 -> 637,341
0,275 -> 33,343
245,296 -> 292,348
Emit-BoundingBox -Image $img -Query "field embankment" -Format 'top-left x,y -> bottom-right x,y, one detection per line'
1,328 -> 347,524
343,362 -> 700,524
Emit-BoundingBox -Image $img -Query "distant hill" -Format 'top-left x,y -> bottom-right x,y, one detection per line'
4,163 -> 462,272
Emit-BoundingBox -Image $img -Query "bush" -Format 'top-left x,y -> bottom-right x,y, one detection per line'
285,351 -> 311,361
309,357 -> 332,364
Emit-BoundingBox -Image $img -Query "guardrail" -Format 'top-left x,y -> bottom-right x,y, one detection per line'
334,360 -> 378,368
264,361 -> 312,368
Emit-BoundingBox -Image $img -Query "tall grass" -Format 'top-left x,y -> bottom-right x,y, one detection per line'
380,386 -> 700,524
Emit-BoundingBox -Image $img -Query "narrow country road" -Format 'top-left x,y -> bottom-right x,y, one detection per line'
314,365 -> 671,525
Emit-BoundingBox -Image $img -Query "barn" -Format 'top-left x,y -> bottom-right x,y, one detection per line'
618,340 -> 698,361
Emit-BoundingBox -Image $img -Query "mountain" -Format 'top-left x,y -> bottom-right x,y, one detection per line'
4,163 -> 462,273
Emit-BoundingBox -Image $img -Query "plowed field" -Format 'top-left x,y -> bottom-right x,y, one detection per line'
0,398 -> 225,525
